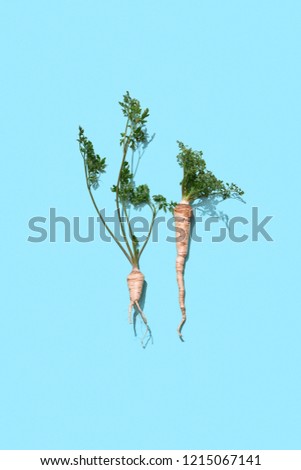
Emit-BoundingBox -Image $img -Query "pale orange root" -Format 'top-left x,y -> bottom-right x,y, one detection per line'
174,201 -> 192,339
127,267 -> 147,325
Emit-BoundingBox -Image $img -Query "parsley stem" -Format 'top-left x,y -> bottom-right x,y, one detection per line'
115,118 -> 135,262
83,159 -> 132,264
137,206 -> 157,263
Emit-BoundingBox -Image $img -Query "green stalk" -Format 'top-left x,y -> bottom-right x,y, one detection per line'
115,119 -> 135,262
137,206 -> 157,263
121,202 -> 139,265
83,160 -> 132,264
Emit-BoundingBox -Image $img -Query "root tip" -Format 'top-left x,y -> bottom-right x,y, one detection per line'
177,329 -> 185,342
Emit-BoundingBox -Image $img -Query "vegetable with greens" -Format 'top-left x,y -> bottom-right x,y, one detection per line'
174,141 -> 244,340
78,92 -> 174,342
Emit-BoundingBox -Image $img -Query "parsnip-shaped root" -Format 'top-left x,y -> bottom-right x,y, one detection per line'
174,201 -> 192,339
127,267 -> 147,325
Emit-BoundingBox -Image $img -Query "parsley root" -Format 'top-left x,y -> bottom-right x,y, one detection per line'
174,200 -> 192,338
127,267 -> 147,325
175,142 -> 244,340
78,92 -> 174,344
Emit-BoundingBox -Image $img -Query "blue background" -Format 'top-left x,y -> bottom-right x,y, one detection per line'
1,0 -> 300,450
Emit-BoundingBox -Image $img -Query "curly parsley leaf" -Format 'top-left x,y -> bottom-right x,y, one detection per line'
176,141 -> 244,202
78,126 -> 107,190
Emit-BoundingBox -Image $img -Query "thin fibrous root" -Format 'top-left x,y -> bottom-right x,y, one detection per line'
134,300 -> 148,326
137,317 -> 151,348
133,300 -> 151,347
128,300 -> 134,324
